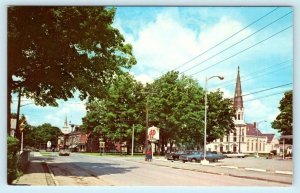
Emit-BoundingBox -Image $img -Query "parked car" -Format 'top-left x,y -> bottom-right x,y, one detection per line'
223,152 -> 249,158
165,150 -> 195,160
179,151 -> 225,163
59,148 -> 70,156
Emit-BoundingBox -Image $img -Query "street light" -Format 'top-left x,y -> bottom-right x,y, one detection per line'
254,120 -> 267,158
201,75 -> 224,165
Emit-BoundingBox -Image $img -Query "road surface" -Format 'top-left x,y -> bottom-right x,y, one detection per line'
45,153 -> 290,186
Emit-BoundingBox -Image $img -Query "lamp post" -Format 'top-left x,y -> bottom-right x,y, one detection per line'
131,124 -> 135,157
201,75 -> 224,165
255,120 -> 267,158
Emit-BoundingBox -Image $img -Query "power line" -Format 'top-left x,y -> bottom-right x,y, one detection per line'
241,83 -> 292,98
172,7 -> 280,71
244,90 -> 289,103
212,59 -> 292,88
213,62 -> 291,90
183,11 -> 292,75
190,25 -> 293,76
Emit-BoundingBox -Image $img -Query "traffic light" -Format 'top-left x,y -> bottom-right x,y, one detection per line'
19,119 -> 26,131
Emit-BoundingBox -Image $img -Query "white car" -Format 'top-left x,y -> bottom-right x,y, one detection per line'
224,152 -> 249,158
59,149 -> 70,156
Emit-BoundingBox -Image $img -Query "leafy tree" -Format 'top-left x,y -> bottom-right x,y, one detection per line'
206,91 -> 236,142
145,72 -> 203,151
24,123 -> 63,149
8,7 -> 136,131
82,73 -> 145,153
272,90 -> 293,139
146,71 -> 235,152
8,6 -> 136,105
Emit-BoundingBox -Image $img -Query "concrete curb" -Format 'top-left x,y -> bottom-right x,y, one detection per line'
220,165 -> 238,169
244,168 -> 267,172
155,158 -> 292,176
43,161 -> 59,186
275,171 -> 293,175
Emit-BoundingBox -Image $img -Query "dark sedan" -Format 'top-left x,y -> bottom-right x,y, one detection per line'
165,150 -> 196,161
179,151 -> 225,163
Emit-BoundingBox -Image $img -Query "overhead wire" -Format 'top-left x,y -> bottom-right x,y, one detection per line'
171,7 -> 280,71
189,24 -> 293,76
243,90 -> 290,103
180,10 -> 292,74
211,59 -> 292,88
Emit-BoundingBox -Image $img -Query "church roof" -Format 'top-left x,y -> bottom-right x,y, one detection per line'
233,66 -> 243,110
261,134 -> 276,143
246,123 -> 262,136
246,123 -> 276,142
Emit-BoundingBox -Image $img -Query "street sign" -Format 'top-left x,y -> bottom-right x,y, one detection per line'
47,141 -> 52,148
147,126 -> 160,141
99,142 -> 105,148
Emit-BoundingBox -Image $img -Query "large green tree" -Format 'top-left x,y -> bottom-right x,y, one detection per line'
146,71 -> 235,152
8,6 -> 136,133
24,123 -> 63,149
82,73 -> 146,153
8,6 -> 136,104
272,90 -> 293,137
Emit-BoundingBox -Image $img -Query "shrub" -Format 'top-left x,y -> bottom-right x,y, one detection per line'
7,136 -> 22,184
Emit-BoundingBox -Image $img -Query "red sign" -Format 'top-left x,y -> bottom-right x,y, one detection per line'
147,126 -> 159,141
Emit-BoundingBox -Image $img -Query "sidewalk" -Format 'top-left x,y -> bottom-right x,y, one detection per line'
125,157 -> 293,185
13,152 -> 56,186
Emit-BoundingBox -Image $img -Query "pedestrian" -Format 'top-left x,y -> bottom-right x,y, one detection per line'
145,141 -> 152,161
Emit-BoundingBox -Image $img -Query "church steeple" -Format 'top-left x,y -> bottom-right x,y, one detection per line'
64,115 -> 68,127
234,66 -> 243,110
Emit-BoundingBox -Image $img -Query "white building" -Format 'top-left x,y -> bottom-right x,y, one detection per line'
61,116 -> 71,134
207,67 -> 279,154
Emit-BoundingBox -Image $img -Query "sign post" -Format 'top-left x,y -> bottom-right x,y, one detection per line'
147,126 -> 160,159
47,141 -> 52,151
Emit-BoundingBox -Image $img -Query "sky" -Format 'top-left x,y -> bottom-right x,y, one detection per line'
10,6 -> 293,136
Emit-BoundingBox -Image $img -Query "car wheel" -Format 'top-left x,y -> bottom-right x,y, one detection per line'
191,158 -> 197,163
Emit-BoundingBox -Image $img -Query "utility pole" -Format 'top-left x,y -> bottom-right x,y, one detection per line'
145,101 -> 149,150
131,124 -> 135,156
16,87 -> 22,139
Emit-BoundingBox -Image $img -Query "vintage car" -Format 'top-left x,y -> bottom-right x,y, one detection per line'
223,152 -> 249,158
179,151 -> 225,163
59,148 -> 70,156
165,150 -> 196,161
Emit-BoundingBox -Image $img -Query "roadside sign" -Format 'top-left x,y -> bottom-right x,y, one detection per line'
99,142 -> 105,148
148,126 -> 159,141
47,141 -> 52,148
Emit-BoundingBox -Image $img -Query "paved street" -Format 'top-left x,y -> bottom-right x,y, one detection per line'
39,152 -> 291,186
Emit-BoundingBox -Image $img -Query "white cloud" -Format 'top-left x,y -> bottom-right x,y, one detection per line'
45,114 -> 61,126
133,73 -> 154,84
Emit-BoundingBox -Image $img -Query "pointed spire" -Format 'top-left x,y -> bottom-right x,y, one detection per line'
234,66 -> 243,109
64,115 -> 68,127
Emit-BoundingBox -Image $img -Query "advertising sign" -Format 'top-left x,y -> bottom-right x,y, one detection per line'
147,126 -> 160,141
47,141 -> 52,148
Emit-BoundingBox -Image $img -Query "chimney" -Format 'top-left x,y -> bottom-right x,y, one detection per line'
254,122 -> 256,128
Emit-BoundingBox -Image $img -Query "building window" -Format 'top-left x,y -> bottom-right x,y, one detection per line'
220,137 -> 223,142
247,140 -> 249,151
233,131 -> 237,142
214,145 -> 217,150
226,145 -> 229,150
227,135 -> 229,142
251,141 -> 254,151
238,114 -> 241,120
